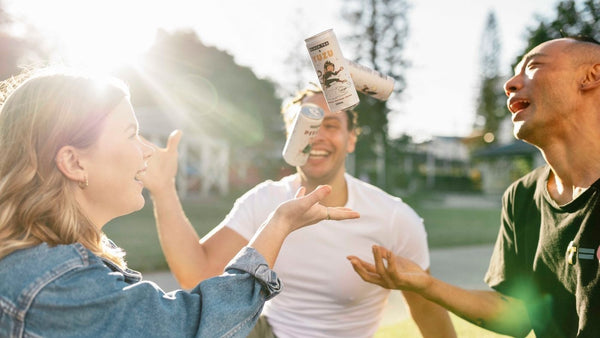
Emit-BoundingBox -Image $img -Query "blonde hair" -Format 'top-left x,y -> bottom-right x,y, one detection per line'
0,68 -> 130,267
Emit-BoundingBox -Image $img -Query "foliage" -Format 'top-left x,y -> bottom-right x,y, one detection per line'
342,0 -> 411,190
513,0 -> 600,68
354,95 -> 391,187
115,30 -> 287,183
276,9 -> 320,98
474,11 -> 507,147
0,32 -> 24,80
343,0 -> 411,92
0,3 -> 47,81
120,30 -> 283,147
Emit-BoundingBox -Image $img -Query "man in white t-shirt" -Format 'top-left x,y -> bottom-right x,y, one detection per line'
142,86 -> 455,337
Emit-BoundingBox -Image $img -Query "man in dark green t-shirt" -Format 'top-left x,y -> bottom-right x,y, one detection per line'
486,165 -> 600,336
348,36 -> 600,337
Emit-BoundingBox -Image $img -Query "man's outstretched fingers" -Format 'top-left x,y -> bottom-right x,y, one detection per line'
373,246 -> 394,288
348,256 -> 382,285
327,207 -> 360,220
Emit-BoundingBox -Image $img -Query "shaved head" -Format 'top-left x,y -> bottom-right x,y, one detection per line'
561,37 -> 600,66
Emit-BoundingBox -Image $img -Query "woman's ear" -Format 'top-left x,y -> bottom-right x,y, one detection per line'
55,145 -> 86,184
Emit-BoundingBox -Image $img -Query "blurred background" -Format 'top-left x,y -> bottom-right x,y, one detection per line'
2,1 -> 595,335
3,0 -> 596,200
1,0 -> 598,274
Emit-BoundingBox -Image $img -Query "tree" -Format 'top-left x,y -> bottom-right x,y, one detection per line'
0,1 -> 47,81
342,0 -> 411,190
117,30 -> 285,184
514,0 -> 600,68
277,8 -> 319,99
473,11 -> 506,146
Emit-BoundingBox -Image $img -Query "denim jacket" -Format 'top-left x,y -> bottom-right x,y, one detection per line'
0,243 -> 281,338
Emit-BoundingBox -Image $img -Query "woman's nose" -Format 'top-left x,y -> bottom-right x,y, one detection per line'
139,137 -> 155,159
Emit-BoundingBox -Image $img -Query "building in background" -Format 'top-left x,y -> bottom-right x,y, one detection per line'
471,117 -> 545,195
137,107 -> 229,199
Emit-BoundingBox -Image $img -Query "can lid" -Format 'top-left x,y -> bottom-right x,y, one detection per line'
305,28 -> 334,44
300,103 -> 324,119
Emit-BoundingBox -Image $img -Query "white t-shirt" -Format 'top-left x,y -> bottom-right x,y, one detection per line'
219,173 -> 429,337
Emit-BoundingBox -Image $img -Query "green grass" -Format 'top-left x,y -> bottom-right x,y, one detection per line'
418,207 -> 501,248
376,313 -> 534,338
103,191 -> 507,337
103,193 -> 239,272
103,191 -> 502,272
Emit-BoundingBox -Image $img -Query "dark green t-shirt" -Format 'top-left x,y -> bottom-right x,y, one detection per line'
485,166 -> 600,337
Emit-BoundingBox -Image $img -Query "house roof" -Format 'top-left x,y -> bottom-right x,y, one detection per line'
473,140 -> 540,158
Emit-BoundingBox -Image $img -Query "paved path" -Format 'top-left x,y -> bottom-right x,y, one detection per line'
143,244 -> 495,327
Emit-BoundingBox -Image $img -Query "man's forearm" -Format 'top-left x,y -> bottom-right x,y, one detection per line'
424,280 -> 531,337
403,290 -> 456,338
150,185 -> 208,286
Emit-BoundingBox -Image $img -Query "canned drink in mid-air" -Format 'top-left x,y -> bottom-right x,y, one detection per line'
282,103 -> 325,167
305,29 -> 359,112
346,60 -> 395,101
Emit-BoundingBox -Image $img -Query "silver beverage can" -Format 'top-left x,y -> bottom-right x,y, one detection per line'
282,103 -> 325,167
346,60 -> 395,101
305,29 -> 359,112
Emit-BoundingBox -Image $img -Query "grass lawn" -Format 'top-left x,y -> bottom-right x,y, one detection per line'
104,190 -> 502,272
103,190 -> 510,337
417,207 -> 501,248
103,192 -> 240,271
376,313 -> 534,338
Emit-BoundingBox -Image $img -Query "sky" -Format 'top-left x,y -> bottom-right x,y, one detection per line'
5,0 -> 560,140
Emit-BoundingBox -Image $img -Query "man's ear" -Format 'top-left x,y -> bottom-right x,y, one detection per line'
347,130 -> 357,154
580,64 -> 600,91
55,145 -> 85,182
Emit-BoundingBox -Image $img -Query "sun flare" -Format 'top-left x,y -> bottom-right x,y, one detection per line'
7,0 -> 159,72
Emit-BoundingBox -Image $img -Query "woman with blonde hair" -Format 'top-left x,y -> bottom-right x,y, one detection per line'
0,68 -> 359,337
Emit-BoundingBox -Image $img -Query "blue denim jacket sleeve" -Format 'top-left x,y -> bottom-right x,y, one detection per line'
5,244 -> 281,338
194,247 -> 282,337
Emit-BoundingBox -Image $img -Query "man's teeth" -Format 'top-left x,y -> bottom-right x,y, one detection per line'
510,100 -> 530,112
310,150 -> 328,156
